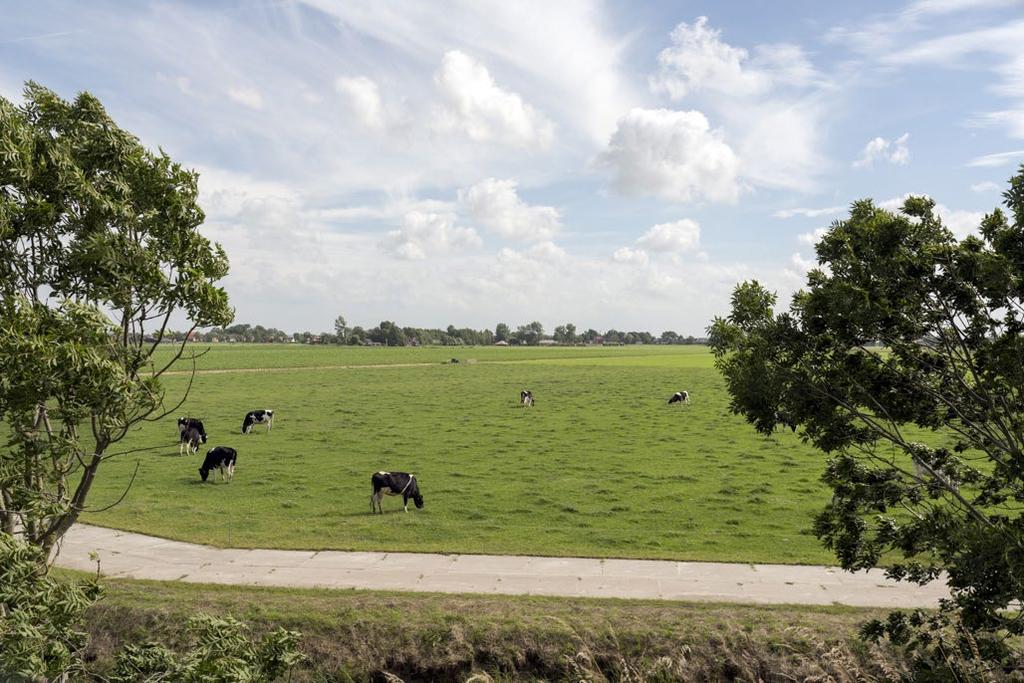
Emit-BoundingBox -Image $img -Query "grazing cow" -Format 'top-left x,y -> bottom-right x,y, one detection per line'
774,411 -> 797,433
177,417 -> 207,443
370,471 -> 423,513
911,453 -> 960,492
199,446 -> 237,482
668,391 -> 690,405
520,390 -> 534,407
179,426 -> 204,456
241,409 -> 274,434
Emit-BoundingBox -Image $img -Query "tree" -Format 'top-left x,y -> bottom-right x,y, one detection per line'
565,323 -> 577,345
553,325 -> 568,344
0,533 -> 100,680
0,83 -> 233,557
515,321 -> 544,346
708,175 -> 1024,675
334,314 -> 348,343
495,322 -> 510,342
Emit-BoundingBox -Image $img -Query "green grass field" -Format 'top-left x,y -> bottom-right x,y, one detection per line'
83,344 -> 837,564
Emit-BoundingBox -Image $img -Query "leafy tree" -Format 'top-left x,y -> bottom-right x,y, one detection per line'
333,315 -> 348,343
553,325 -> 568,344
0,83 -> 233,557
565,323 -> 577,345
661,330 -> 679,344
708,174 -> 1024,675
495,322 -> 510,342
0,533 -> 100,681
514,321 -> 544,346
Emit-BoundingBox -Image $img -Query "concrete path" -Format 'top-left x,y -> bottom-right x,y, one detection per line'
54,524 -> 949,608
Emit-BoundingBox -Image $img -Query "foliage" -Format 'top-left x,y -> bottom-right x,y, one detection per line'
333,314 -> 348,343
0,531 -> 101,681
0,82 -> 233,556
111,614 -> 302,683
708,169 -> 1024,675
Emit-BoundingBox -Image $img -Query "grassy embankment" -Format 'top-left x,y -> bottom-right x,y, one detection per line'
80,575 -> 908,681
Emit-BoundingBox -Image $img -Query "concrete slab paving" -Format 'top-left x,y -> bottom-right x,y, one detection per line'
53,524 -> 951,608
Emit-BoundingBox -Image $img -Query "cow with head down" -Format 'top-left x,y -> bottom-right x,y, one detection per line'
370,471 -> 423,514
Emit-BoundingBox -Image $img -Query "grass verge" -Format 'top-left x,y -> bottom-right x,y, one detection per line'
80,575 -> 911,681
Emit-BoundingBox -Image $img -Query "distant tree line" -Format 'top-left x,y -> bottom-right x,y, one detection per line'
168,317 -> 706,346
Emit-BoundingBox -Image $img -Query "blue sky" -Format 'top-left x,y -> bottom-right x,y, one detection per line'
3,0 -> 1023,335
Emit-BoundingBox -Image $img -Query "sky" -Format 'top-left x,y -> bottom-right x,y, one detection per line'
3,0 -> 1024,335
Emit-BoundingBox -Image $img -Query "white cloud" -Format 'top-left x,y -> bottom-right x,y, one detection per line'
598,108 -> 741,203
301,0 -> 635,144
975,109 -> 1024,138
853,133 -> 910,168
648,17 -> 828,192
936,206 -> 985,239
797,228 -> 830,246
636,219 -> 700,253
611,247 -> 649,266
774,206 -> 845,219
967,149 -> 1024,167
227,86 -> 264,109
432,50 -> 554,147
524,240 -> 566,262
650,17 -> 821,100
970,181 -> 1000,193
879,193 -> 984,239
458,178 -> 561,242
336,76 -> 386,131
650,17 -> 769,99
380,210 -> 482,260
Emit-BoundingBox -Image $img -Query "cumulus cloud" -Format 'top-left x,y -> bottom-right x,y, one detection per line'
611,247 -> 649,266
336,76 -> 386,131
647,17 -> 828,193
853,133 -> 910,168
432,50 -> 554,147
227,86 -> 264,109
797,227 -> 830,247
458,178 -> 561,242
381,210 -> 482,260
650,17 -> 820,100
636,219 -> 700,253
598,108 -> 741,203
650,17 -> 769,99
523,240 -> 566,262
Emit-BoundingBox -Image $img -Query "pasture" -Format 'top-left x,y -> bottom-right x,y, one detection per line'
83,345 -> 837,564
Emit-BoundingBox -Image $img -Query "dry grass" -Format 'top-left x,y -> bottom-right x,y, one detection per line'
80,576 -> 914,681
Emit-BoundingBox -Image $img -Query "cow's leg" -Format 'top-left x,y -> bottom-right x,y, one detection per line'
403,495 -> 409,513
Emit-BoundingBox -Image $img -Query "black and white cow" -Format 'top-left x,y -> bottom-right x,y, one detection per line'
520,390 -> 534,407
179,425 -> 204,456
668,391 -> 690,405
199,446 -> 237,482
177,417 -> 207,442
774,411 -> 797,433
241,409 -> 274,434
370,471 -> 423,514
